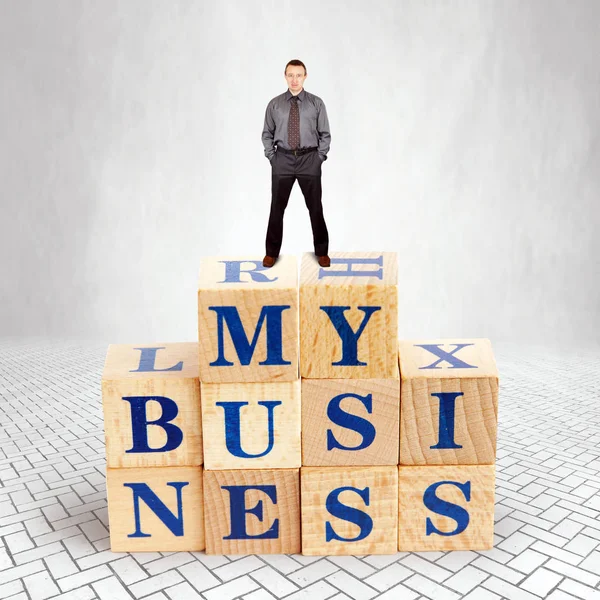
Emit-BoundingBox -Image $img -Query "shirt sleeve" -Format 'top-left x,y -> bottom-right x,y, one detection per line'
261,101 -> 276,160
316,99 -> 331,161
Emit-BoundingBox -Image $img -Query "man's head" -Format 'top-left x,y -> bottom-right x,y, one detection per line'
285,60 -> 307,94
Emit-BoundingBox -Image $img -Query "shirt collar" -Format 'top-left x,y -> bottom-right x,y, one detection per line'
286,88 -> 305,101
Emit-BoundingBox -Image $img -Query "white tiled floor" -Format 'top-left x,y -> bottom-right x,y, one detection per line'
0,339 -> 599,599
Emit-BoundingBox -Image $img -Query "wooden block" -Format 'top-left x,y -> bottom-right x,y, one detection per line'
301,466 -> 398,555
398,338 -> 499,465
198,256 -> 298,383
201,380 -> 301,470
300,252 -> 398,379
302,375 -> 400,466
107,466 -> 204,552
102,343 -> 202,468
203,469 -> 300,554
398,465 -> 495,551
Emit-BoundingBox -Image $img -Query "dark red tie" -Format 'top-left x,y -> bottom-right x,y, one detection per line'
288,96 -> 300,149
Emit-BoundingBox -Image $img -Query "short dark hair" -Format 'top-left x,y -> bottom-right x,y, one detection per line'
285,60 -> 306,75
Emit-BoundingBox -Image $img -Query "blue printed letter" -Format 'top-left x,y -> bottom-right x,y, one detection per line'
124,482 -> 188,538
123,396 -> 183,453
218,260 -> 278,284
222,485 -> 279,540
429,392 -> 463,450
327,393 -> 376,451
325,486 -> 373,542
423,480 -> 471,536
415,343 -> 477,370
216,401 -> 282,458
209,306 -> 291,367
130,347 -> 183,373
318,256 -> 383,280
320,306 -> 381,366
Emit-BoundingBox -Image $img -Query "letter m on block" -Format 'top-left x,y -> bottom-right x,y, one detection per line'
209,305 -> 291,367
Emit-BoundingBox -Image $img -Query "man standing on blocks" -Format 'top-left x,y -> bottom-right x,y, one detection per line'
262,59 -> 331,268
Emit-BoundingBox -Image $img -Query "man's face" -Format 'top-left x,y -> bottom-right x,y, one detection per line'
285,65 -> 306,92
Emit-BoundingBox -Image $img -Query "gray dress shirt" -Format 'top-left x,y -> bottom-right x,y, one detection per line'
261,88 -> 331,162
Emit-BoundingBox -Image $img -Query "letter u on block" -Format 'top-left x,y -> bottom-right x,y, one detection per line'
201,381 -> 301,470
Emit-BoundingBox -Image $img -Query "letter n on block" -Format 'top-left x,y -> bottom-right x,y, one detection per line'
102,343 -> 202,468
302,376 -> 400,466
398,338 -> 499,465
301,467 -> 398,555
300,252 -> 398,379
201,381 -> 301,469
198,256 -> 298,383
398,465 -> 495,551
203,469 -> 300,554
107,466 -> 204,552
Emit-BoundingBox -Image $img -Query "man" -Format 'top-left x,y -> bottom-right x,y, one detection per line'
261,59 -> 331,268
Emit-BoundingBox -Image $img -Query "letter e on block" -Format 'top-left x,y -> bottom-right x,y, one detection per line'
398,338 -> 499,465
102,343 -> 202,468
198,256 -> 299,383
300,252 -> 398,379
398,465 -> 495,551
203,469 -> 300,554
301,466 -> 398,555
107,466 -> 204,552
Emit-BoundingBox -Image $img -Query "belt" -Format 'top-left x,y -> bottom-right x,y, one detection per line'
276,146 -> 318,156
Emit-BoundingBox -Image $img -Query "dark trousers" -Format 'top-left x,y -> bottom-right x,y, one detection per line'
265,147 -> 329,257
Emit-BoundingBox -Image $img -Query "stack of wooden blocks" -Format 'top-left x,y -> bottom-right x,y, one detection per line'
102,252 -> 499,555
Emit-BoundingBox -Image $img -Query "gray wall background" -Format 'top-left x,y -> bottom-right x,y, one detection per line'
1,0 -> 598,345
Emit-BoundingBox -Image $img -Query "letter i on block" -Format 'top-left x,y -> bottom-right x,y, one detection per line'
301,467 -> 398,555
398,339 -> 499,465
300,252 -> 398,379
204,469 -> 300,554
107,466 -> 204,551
102,343 -> 202,468
198,256 -> 298,383
398,465 -> 495,551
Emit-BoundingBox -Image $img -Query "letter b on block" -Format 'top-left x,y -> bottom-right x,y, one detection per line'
198,256 -> 299,383
300,253 -> 398,379
102,343 -> 202,468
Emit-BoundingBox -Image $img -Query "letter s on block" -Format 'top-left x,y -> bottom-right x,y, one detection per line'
326,393 -> 376,451
423,480 -> 471,536
325,486 -> 373,542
